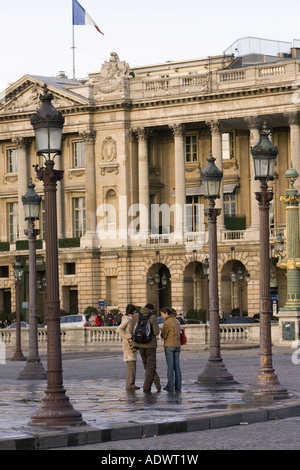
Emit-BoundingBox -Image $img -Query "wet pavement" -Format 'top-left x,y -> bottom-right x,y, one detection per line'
1,345 -> 300,449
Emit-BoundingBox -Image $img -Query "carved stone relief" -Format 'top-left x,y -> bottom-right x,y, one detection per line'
91,52 -> 131,97
0,85 -> 78,115
100,137 -> 119,175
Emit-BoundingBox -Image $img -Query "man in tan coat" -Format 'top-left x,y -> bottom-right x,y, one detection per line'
129,307 -> 161,392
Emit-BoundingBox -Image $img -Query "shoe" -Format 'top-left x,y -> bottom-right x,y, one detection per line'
154,375 -> 161,391
163,386 -> 174,392
128,385 -> 140,390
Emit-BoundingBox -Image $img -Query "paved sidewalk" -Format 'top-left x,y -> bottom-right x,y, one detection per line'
1,345 -> 300,450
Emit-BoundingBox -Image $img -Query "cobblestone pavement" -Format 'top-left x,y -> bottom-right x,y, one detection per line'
1,345 -> 300,450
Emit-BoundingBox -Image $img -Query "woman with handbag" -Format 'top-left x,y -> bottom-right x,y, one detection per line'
160,307 -> 182,392
117,304 -> 140,391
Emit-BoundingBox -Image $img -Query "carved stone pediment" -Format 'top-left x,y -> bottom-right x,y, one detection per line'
90,52 -> 131,98
0,80 -> 87,116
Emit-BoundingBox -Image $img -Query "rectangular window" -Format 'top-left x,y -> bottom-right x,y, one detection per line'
185,196 -> 201,232
64,262 -> 76,275
73,197 -> 86,238
106,276 -> 118,306
72,141 -> 85,167
185,135 -> 197,162
222,133 -> 234,159
8,202 -> 18,242
0,266 -> 9,278
224,193 -> 236,217
7,148 -> 18,173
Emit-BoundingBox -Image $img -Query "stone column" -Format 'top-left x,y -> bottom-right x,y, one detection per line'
207,121 -> 224,230
170,124 -> 186,241
288,113 -> 300,194
12,138 -> 30,240
136,128 -> 150,240
247,118 -> 261,231
81,131 -> 97,247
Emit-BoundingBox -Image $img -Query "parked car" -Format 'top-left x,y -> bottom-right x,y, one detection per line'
6,321 -> 29,329
60,314 -> 91,328
185,319 -> 201,324
220,317 -> 256,324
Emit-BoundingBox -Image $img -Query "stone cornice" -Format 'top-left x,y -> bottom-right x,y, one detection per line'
0,84 -> 294,123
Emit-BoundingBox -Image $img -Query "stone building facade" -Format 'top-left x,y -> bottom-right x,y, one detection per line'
0,39 -> 300,320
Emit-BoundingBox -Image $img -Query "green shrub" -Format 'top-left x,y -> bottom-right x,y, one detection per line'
186,309 -> 206,323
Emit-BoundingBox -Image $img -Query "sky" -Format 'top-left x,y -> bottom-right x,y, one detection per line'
1,0 -> 300,92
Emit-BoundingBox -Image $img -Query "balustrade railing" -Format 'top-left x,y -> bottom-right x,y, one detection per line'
0,323 -> 269,351
137,60 -> 300,99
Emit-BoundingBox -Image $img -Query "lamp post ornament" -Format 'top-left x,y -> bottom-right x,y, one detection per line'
197,154 -> 235,385
279,164 -> 300,310
243,123 -> 288,402
18,180 -> 46,380
29,84 -> 84,426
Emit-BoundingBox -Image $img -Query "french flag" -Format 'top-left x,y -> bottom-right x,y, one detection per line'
72,0 -> 104,35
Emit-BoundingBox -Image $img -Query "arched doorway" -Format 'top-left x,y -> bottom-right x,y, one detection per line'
147,264 -> 171,314
183,261 -> 209,318
221,261 -> 250,318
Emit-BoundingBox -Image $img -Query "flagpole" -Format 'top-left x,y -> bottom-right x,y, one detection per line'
72,23 -> 76,79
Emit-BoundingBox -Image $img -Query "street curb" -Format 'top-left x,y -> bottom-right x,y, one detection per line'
1,399 -> 300,450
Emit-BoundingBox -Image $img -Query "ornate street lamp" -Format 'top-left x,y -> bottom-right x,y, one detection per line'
18,181 -> 46,380
29,84 -> 84,426
231,268 -> 250,317
11,257 -> 26,361
244,123 -> 288,402
198,154 -> 235,384
148,271 -> 168,314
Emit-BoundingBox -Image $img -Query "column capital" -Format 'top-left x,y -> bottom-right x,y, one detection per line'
133,127 -> 151,141
169,123 -> 185,137
79,130 -> 96,143
244,116 -> 263,130
11,137 -> 32,148
129,129 -> 137,142
284,112 -> 300,126
206,120 -> 221,135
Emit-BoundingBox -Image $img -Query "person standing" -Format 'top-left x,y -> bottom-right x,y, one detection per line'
160,307 -> 182,392
106,310 -> 115,326
129,307 -> 161,393
95,312 -> 103,326
117,304 -> 140,391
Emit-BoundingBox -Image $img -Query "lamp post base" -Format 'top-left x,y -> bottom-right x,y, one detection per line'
29,386 -> 86,426
197,358 -> 236,385
243,369 -> 289,403
18,359 -> 47,380
10,351 -> 26,362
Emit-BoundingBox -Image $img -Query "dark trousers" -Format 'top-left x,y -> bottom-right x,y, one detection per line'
139,348 -> 157,391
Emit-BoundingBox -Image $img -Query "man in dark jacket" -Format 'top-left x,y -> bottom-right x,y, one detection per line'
129,307 -> 161,392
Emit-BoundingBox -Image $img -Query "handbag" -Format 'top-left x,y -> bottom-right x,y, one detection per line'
180,329 -> 187,345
